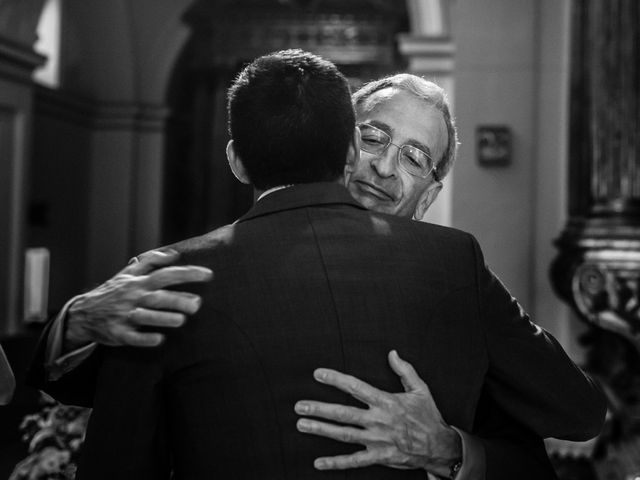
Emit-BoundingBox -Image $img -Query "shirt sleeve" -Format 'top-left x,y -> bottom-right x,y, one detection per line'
423,427 -> 485,480
45,296 -> 98,382
452,427 -> 485,480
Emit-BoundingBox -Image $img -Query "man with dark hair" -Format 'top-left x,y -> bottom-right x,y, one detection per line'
29,52 -> 604,479
227,51 -> 355,189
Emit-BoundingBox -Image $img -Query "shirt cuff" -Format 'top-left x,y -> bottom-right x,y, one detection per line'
45,296 -> 98,382
451,426 -> 486,480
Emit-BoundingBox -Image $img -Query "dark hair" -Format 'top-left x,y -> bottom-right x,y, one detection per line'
227,49 -> 355,190
353,74 -> 458,180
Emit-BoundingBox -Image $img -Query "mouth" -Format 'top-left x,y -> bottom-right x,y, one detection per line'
353,180 -> 395,202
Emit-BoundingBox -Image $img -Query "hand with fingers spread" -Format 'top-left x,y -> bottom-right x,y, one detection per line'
295,350 -> 462,477
65,249 -> 213,350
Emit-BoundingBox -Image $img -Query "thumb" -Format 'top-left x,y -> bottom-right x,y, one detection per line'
388,350 -> 428,393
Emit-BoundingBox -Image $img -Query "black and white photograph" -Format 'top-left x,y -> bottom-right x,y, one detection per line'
0,0 -> 637,478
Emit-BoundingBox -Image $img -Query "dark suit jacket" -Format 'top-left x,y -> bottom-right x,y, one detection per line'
28,182 -> 604,479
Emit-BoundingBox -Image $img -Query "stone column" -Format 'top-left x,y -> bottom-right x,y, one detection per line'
86,102 -> 169,283
0,0 -> 45,334
552,0 -> 640,347
551,0 -> 640,471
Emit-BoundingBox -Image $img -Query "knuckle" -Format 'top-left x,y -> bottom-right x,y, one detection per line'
345,410 -> 357,424
336,406 -> 349,421
126,307 -> 141,322
138,290 -> 158,307
368,409 -> 389,428
113,331 -> 131,345
380,396 -> 396,412
347,379 -> 362,396
150,269 -> 170,284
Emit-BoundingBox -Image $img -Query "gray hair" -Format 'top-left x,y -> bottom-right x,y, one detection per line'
352,74 -> 458,180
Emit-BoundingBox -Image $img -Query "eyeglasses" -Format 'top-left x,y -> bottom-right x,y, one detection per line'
357,123 -> 437,179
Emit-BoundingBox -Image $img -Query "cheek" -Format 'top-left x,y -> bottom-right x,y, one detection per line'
396,179 -> 423,216
349,155 -> 370,176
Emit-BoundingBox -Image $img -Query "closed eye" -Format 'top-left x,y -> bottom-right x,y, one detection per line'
402,151 -> 427,168
362,136 -> 386,146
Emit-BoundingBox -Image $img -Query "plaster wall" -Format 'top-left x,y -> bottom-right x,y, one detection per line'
450,0 -> 580,355
27,108 -> 92,309
451,0 -> 538,310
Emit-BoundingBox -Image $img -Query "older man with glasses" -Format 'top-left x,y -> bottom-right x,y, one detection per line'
292,73 -> 602,478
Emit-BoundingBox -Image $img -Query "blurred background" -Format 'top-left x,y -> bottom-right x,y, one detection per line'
1,0 -> 638,478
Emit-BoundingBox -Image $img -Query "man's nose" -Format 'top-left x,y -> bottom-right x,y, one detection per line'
370,145 -> 397,178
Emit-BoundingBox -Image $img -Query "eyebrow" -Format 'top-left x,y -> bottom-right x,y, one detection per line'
367,119 -> 433,158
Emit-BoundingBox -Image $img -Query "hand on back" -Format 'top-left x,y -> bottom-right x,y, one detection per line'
66,249 -> 213,350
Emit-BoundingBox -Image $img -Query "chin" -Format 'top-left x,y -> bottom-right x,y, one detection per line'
362,199 -> 398,215
348,187 -> 397,214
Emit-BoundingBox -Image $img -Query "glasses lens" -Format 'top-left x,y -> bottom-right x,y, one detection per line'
358,123 -> 436,178
399,145 -> 434,177
358,124 -> 389,155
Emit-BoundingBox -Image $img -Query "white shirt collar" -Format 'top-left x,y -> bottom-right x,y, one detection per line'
256,184 -> 295,202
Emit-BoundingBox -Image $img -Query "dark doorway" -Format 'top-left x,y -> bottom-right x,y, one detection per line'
162,0 -> 408,244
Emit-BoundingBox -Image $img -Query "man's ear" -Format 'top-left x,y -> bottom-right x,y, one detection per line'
414,181 -> 443,221
343,127 -> 361,186
226,140 -> 251,185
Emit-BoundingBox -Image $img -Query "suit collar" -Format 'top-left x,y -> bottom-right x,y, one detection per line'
236,182 -> 367,223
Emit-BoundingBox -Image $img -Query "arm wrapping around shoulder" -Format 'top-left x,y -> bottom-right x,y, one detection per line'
469,233 -> 606,441
26,316 -> 99,408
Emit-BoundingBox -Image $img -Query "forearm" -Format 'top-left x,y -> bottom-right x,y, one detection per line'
44,296 -> 98,381
64,295 -> 98,352
42,295 -> 86,362
25,299 -> 101,407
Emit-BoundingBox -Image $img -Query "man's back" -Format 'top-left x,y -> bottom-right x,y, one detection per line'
79,183 -> 600,479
